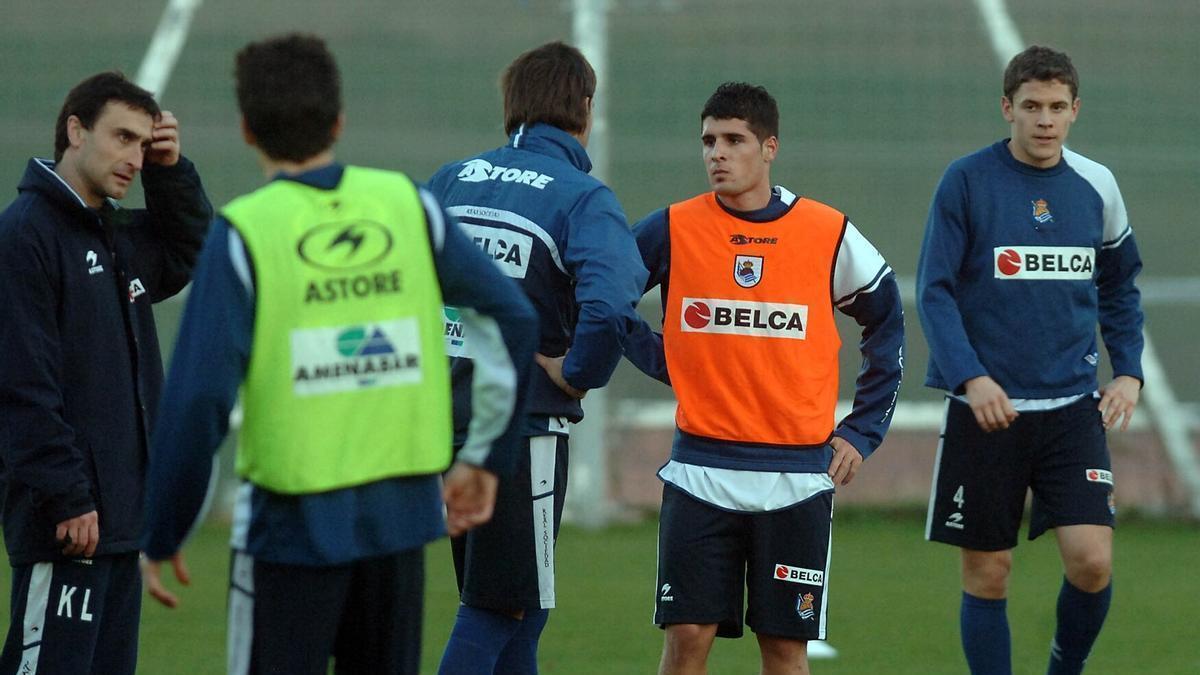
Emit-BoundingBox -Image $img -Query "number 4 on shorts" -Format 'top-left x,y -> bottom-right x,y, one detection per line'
953,485 -> 965,509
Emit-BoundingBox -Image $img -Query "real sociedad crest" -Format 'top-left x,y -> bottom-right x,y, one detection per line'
1031,199 -> 1053,224
734,255 -> 763,288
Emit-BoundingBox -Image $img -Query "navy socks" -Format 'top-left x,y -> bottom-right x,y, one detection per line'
438,605 -> 550,675
495,608 -> 549,674
1047,578 -> 1111,675
961,591 -> 1011,675
438,604 -> 521,675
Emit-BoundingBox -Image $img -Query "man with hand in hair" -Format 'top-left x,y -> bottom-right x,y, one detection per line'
0,71 -> 211,675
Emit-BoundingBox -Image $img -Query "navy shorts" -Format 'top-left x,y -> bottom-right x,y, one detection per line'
0,551 -> 141,675
925,396 -> 1115,551
452,434 -> 570,612
655,484 -> 833,641
226,547 -> 425,675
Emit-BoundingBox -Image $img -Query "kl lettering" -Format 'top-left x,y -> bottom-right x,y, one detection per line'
56,585 -> 94,621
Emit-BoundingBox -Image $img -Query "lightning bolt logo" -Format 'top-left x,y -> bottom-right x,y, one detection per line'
328,225 -> 365,258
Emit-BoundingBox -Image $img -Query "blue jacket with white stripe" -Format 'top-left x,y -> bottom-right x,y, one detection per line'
917,140 -> 1144,397
426,123 -> 649,439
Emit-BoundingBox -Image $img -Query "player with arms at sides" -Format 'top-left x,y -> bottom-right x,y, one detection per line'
426,41 -> 651,675
918,45 -> 1143,675
623,82 -> 905,675
0,72 -> 211,675
139,33 -> 536,675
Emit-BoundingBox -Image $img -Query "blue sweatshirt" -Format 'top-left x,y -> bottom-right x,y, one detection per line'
140,164 -> 536,565
625,187 -> 905,476
425,123 -> 649,438
917,140 -> 1144,397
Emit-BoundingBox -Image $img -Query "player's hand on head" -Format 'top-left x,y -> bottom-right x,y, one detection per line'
55,510 -> 99,557
443,461 -> 499,537
534,352 -> 587,400
141,552 -> 191,609
146,110 -> 181,167
827,436 -> 864,486
1098,375 -> 1140,432
964,375 -> 1018,432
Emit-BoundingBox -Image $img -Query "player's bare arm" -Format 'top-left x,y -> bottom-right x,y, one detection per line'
141,552 -> 191,609
964,375 -> 1018,432
1098,375 -> 1140,432
828,436 -> 864,486
146,110 -> 181,167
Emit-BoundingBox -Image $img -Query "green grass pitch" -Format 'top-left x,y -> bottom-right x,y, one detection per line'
5,511 -> 1194,673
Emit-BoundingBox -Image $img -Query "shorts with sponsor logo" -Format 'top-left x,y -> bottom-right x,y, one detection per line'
452,434 -> 569,612
655,484 -> 833,641
925,396 -> 1114,551
0,552 -> 141,675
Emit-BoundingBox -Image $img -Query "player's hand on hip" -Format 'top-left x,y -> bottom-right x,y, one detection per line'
827,436 -> 864,486
1098,375 -> 1140,432
964,375 -> 1018,432
534,352 -> 587,399
141,552 -> 191,609
146,110 -> 181,167
55,510 -> 99,557
443,461 -> 499,537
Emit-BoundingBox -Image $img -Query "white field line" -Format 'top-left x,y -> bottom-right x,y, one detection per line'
135,0 -> 204,98
134,0 -> 216,535
972,0 -> 1024,66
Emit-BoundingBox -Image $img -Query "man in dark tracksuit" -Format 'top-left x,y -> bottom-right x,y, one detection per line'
0,72 -> 211,674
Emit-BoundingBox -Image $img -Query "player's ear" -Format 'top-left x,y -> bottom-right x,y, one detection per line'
239,116 -> 257,148
66,115 -> 86,149
761,135 -> 778,162
1000,96 -> 1015,123
330,113 -> 346,142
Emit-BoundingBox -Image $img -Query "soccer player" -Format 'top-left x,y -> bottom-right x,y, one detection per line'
918,45 -> 1143,675
623,82 -> 905,675
0,72 -> 211,674
426,41 -> 650,674
138,33 -> 536,674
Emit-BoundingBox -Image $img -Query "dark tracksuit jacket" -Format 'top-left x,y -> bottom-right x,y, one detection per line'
0,157 -> 211,566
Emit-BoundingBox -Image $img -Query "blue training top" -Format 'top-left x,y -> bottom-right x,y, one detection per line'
426,123 -> 649,440
917,140 -> 1144,397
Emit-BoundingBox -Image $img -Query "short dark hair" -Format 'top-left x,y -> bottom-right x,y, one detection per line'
501,41 -> 595,136
1003,45 -> 1079,101
700,82 -> 779,143
54,72 -> 160,162
235,33 -> 342,162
